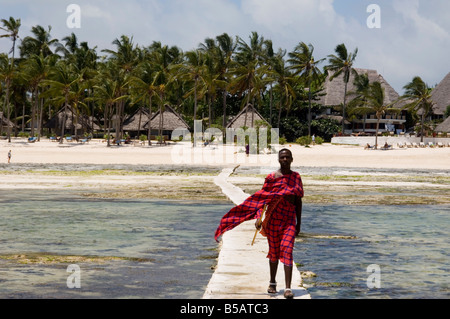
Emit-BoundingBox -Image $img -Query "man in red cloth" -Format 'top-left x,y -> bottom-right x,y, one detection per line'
214,148 -> 303,298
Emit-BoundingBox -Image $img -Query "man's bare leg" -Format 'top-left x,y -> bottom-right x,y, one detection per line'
284,264 -> 294,298
268,260 -> 278,293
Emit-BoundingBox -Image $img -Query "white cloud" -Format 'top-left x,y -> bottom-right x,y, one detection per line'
1,0 -> 449,93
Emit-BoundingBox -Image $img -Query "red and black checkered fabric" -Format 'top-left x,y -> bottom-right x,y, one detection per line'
214,171 -> 303,264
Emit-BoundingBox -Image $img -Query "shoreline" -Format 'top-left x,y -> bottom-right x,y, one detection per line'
2,138 -> 450,170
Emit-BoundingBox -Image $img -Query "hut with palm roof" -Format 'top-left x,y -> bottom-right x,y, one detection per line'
318,68 -> 407,134
431,72 -> 450,120
144,104 -> 190,141
226,104 -> 269,130
122,107 -> 151,138
45,106 -> 93,136
0,113 -> 15,135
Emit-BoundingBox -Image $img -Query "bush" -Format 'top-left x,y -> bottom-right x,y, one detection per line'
139,135 -> 147,142
296,136 -> 312,146
315,136 -> 324,144
279,136 -> 287,145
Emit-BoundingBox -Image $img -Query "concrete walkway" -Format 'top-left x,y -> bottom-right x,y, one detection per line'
203,167 -> 310,299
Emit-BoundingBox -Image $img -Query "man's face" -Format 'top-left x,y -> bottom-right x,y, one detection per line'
279,151 -> 293,168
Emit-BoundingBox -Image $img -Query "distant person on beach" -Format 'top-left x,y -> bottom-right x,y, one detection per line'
7,150 -> 11,163
215,148 -> 303,299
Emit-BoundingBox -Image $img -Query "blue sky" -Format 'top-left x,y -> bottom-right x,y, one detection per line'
1,0 -> 450,94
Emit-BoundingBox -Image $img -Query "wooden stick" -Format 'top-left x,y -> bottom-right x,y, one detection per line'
251,204 -> 268,246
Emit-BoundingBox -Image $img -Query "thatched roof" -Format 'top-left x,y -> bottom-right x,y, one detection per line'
318,68 -> 404,108
45,106 -> 93,131
431,72 -> 450,116
144,105 -> 190,131
1,114 -> 15,128
435,116 -> 450,133
123,107 -> 151,131
226,104 -> 269,129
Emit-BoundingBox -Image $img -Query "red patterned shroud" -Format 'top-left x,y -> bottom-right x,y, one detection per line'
214,171 -> 304,242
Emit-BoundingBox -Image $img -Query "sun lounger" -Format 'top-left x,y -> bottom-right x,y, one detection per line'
428,142 -> 435,148
65,136 -> 73,142
28,137 -> 37,143
419,142 -> 425,148
413,143 -> 419,148
406,143 -> 413,148
437,142 -> 444,148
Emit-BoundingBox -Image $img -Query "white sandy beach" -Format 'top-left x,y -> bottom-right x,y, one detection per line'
1,137 -> 449,170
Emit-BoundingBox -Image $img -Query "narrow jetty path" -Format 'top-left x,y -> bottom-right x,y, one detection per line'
203,167 -> 310,299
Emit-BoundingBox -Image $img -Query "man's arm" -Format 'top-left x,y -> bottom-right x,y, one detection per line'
295,196 -> 302,236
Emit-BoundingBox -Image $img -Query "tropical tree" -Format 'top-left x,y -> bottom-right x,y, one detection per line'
0,17 -> 21,142
326,43 -> 358,134
231,32 -> 269,127
272,52 -> 296,128
42,62 -> 81,143
20,53 -> 57,139
351,81 -> 399,149
213,33 -> 237,129
19,25 -> 59,58
401,76 -> 435,142
129,60 -> 159,145
179,49 -> 207,124
288,42 -> 325,136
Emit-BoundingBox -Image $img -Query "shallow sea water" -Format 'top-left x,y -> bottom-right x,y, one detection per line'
0,189 -> 232,298
296,204 -> 450,299
1,183 -> 449,299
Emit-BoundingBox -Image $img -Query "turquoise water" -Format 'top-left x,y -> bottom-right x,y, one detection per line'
296,204 -> 450,299
1,187 -> 449,299
0,189 -> 232,298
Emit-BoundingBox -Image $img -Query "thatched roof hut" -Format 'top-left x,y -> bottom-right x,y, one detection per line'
226,104 -> 269,129
143,105 -> 190,135
431,72 -> 450,116
318,68 -> 404,108
45,106 -> 93,134
1,114 -> 15,129
123,107 -> 151,134
435,116 -> 450,133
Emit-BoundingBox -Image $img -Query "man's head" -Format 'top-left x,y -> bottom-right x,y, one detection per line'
278,148 -> 293,170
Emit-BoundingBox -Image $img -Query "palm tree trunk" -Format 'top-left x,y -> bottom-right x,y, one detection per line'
222,90 -> 227,129
342,82 -> 348,135
420,113 -> 425,143
147,95 -> 152,146
5,79 -> 11,142
269,84 -> 273,126
308,79 -> 312,137
375,117 -> 380,149
60,96 -> 68,144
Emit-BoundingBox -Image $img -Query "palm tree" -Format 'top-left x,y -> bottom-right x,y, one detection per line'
129,60 -> 159,145
272,53 -> 296,128
20,53 -> 57,140
0,17 -> 21,142
42,62 -> 81,143
0,54 -> 14,141
402,76 -> 435,142
179,49 -> 207,124
0,17 -> 21,61
351,81 -> 399,149
214,33 -> 237,129
288,42 -> 325,136
19,25 -> 59,58
326,43 -> 358,134
232,32 -> 268,128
